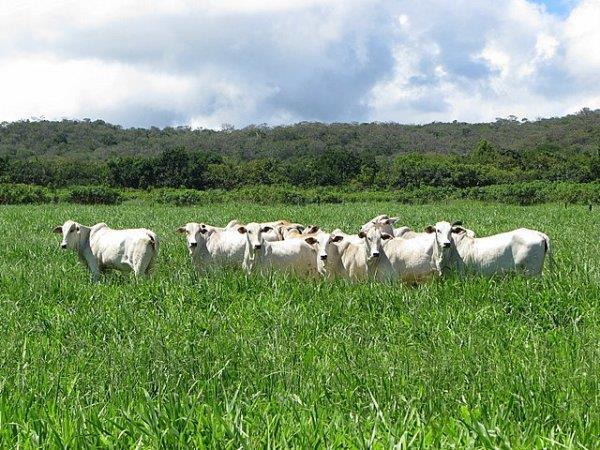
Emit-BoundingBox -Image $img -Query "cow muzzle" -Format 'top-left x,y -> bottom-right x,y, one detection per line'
254,244 -> 262,250
60,243 -> 67,249
442,242 -> 451,248
320,254 -> 328,261
371,252 -> 380,258
189,242 -> 198,248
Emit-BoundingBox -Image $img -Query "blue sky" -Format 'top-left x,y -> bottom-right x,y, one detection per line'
535,0 -> 576,15
0,0 -> 599,129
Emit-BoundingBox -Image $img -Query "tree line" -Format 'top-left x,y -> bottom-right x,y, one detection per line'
0,109 -> 599,190
0,140 -> 598,190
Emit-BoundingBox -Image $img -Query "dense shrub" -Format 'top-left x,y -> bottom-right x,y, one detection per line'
150,188 -> 224,206
68,186 -> 122,205
0,182 -> 598,206
0,183 -> 55,204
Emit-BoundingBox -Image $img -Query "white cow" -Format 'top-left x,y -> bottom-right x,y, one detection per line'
54,220 -> 158,281
329,224 -> 394,282
384,221 -> 455,283
360,214 -> 400,237
235,222 -> 275,273
177,222 -> 249,271
303,231 -> 345,278
233,222 -> 317,276
449,226 -> 551,276
395,221 -> 476,239
231,220 -> 302,242
253,237 -> 319,277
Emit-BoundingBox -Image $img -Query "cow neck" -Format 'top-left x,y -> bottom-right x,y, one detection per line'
242,237 -> 263,273
75,226 -> 95,269
194,235 -> 211,260
449,233 -> 470,268
431,234 -> 448,274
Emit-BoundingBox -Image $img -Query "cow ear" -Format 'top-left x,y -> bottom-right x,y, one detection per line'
53,226 -> 62,234
381,233 -> 393,240
176,226 -> 187,233
198,228 -> 208,234
389,217 -> 399,224
75,225 -> 80,232
358,231 -> 367,239
304,237 -> 318,245
331,234 -> 344,243
452,226 -> 466,234
237,226 -> 247,234
451,221 -> 463,226
424,225 -> 435,233
261,226 -> 273,232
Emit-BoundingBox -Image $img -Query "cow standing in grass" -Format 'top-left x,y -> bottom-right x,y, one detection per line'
448,225 -> 552,276
383,221 -> 456,283
226,221 -> 318,276
54,220 -> 158,281
329,224 -> 394,282
177,222 -> 249,272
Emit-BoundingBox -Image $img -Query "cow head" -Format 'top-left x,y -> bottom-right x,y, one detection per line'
450,221 -> 470,241
53,220 -> 88,251
237,222 -> 273,252
358,224 -> 393,260
177,222 -> 215,253
306,233 -> 344,261
278,223 -> 305,240
361,214 -> 399,236
425,221 -> 457,249
303,225 -> 320,235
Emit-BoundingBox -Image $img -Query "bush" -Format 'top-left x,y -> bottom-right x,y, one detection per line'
0,184 -> 56,204
150,188 -> 224,206
68,186 -> 122,205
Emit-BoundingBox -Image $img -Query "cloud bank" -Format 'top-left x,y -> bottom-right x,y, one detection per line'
0,0 -> 598,128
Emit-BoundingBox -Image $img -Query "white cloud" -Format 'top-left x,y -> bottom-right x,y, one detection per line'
0,0 -> 598,128
367,0 -> 600,124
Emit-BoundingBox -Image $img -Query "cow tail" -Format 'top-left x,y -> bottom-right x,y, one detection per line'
147,232 -> 159,254
540,232 -> 554,272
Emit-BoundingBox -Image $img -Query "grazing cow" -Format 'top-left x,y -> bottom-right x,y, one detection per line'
384,221 -> 455,282
330,224 -> 394,281
54,220 -> 158,281
449,226 -> 551,276
177,222 -> 248,271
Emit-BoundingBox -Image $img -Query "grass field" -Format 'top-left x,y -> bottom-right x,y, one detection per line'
0,201 -> 598,448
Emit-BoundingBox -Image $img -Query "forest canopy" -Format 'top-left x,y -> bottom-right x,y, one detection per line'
0,109 -> 598,189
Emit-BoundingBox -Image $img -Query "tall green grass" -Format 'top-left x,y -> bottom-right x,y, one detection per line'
0,202 -> 598,448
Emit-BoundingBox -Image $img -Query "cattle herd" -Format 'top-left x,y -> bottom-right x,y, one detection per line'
53,214 -> 552,282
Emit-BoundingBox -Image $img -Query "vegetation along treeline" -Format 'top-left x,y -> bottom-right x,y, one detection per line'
0,109 -> 598,201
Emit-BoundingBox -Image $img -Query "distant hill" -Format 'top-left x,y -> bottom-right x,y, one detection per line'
1,109 -> 599,162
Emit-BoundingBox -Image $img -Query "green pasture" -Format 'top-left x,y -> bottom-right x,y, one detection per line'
0,202 -> 598,448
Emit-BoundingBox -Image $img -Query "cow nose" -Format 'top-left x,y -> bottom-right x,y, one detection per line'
254,244 -> 262,250
443,242 -> 451,248
190,242 -> 197,248
60,243 -> 67,249
372,252 -> 380,258
320,255 -> 327,260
